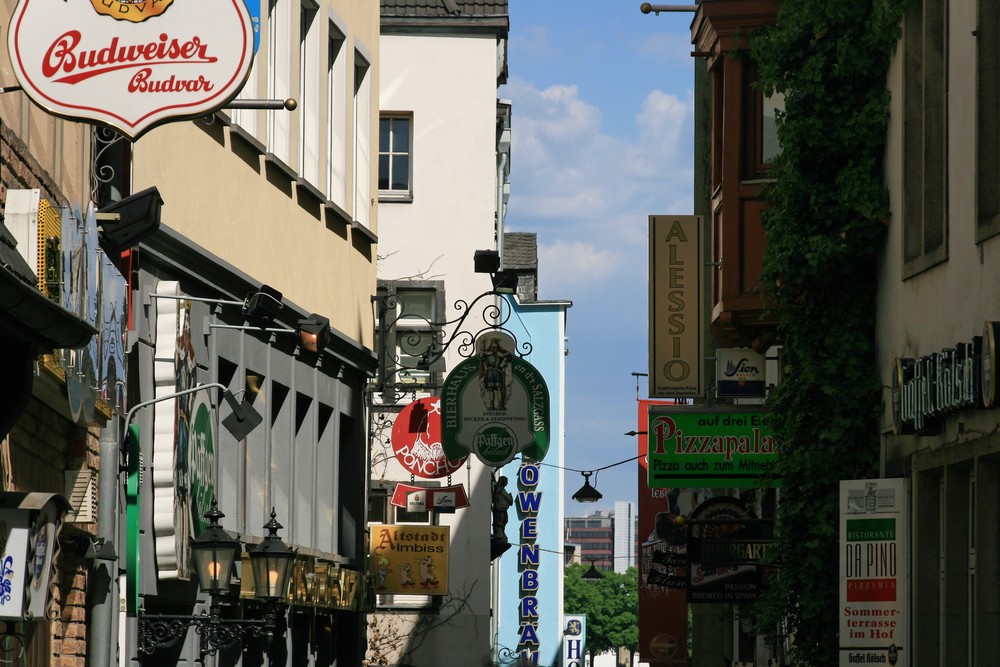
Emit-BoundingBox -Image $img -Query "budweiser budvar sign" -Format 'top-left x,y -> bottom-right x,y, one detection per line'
8,0 -> 255,139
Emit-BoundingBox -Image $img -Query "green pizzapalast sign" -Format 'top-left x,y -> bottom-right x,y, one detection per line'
647,409 -> 780,488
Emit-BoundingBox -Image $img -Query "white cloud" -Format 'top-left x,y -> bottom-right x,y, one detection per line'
502,76 -> 693,294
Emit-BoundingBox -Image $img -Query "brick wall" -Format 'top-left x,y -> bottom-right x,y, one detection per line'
7,397 -> 98,667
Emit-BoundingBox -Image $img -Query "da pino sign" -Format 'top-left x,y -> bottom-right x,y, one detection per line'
441,332 -> 550,466
8,0 -> 255,139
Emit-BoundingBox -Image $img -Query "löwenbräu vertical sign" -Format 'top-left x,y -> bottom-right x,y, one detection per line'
839,478 -> 908,667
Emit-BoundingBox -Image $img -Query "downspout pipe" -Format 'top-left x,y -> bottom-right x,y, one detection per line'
88,419 -> 120,667
497,152 -> 508,268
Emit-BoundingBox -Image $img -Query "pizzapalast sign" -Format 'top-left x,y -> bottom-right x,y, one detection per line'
441,332 -> 550,467
8,0 -> 255,139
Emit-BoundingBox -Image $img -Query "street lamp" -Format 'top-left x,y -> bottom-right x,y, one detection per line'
581,558 -> 604,580
137,502 -> 295,658
571,471 -> 603,503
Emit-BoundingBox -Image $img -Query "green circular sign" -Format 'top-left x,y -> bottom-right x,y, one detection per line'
189,400 -> 216,534
473,424 -> 518,466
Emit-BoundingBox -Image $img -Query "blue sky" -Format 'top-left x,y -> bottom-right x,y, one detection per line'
500,1 -> 696,512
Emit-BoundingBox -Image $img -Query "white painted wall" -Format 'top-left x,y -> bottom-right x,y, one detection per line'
373,29 -> 504,667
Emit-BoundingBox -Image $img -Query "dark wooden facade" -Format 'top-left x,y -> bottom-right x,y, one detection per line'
692,0 -> 779,349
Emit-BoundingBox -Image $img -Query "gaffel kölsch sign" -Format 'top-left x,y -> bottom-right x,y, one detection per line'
891,322 -> 1000,435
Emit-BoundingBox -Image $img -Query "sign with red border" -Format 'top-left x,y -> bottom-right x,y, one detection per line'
8,0 -> 255,139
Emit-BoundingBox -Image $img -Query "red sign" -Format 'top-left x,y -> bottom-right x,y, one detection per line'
638,399 -> 689,666
390,483 -> 470,512
391,397 -> 466,478
8,0 -> 255,139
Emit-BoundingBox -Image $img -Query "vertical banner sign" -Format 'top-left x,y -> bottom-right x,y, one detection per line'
839,478 -> 908,667
562,615 -> 586,667
637,400 -> 690,666
649,215 -> 703,399
516,462 -> 543,664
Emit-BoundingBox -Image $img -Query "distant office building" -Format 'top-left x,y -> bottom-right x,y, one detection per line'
565,502 -> 636,573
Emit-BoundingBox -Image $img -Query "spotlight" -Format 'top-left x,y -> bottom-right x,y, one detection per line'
297,314 -> 331,353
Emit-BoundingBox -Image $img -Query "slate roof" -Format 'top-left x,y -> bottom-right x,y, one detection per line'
503,233 -> 537,271
381,0 -> 508,18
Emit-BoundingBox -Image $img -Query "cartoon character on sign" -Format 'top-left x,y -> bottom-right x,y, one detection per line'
399,563 -> 415,588
391,397 -> 466,478
376,557 -> 390,590
417,556 -> 439,588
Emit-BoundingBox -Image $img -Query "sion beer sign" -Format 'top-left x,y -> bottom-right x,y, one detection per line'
8,0 -> 255,139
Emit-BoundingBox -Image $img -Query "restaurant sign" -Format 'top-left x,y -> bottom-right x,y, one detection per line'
441,332 -> 550,466
647,408 -> 779,488
8,0 -> 255,139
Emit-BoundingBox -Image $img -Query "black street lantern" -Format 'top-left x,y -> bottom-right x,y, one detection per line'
248,508 -> 296,600
190,498 -> 240,595
138,503 -> 293,658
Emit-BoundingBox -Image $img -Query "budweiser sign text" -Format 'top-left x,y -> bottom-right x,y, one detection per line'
9,0 -> 254,139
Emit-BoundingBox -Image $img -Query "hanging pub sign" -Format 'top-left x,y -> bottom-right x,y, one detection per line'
685,497 -> 771,603
391,397 -> 467,478
8,0 -> 255,139
389,484 -> 469,512
716,348 -> 766,398
370,524 -> 449,596
441,332 -> 550,466
0,493 -> 69,621
649,215 -> 703,399
647,407 -> 779,489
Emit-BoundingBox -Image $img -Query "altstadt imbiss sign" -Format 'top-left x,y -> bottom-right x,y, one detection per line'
8,0 -> 255,139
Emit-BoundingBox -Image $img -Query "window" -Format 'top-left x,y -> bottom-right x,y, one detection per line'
379,114 -> 413,200
376,282 -> 444,393
976,0 -> 1000,241
902,0 -> 947,277
353,50 -> 372,228
368,482 -> 439,609
327,24 -> 347,205
267,0 -> 292,164
298,0 -> 321,184
742,62 -> 784,178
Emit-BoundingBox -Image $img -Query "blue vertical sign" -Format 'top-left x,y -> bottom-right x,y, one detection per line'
243,0 -> 260,53
563,615 -> 586,667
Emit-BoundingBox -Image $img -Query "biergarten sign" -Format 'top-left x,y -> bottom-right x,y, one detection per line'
8,0 -> 255,139
441,332 -> 550,466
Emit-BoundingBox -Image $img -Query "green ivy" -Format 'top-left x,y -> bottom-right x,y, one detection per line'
747,1 -> 914,665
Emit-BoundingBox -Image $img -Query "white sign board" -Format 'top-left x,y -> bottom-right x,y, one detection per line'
8,0 -> 255,139
839,478 -> 908,667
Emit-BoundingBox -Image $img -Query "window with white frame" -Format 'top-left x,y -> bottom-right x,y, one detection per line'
378,114 -> 413,200
267,0 -> 293,164
368,482 -> 440,609
327,23 -> 347,205
376,283 -> 443,391
902,0 -> 947,277
977,0 -> 1000,242
298,0 -> 321,184
353,50 -> 371,227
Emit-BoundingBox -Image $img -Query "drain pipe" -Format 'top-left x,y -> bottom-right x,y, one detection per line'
88,420 -> 120,667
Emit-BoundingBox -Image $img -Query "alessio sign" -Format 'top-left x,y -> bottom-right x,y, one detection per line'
8,0 -> 255,139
